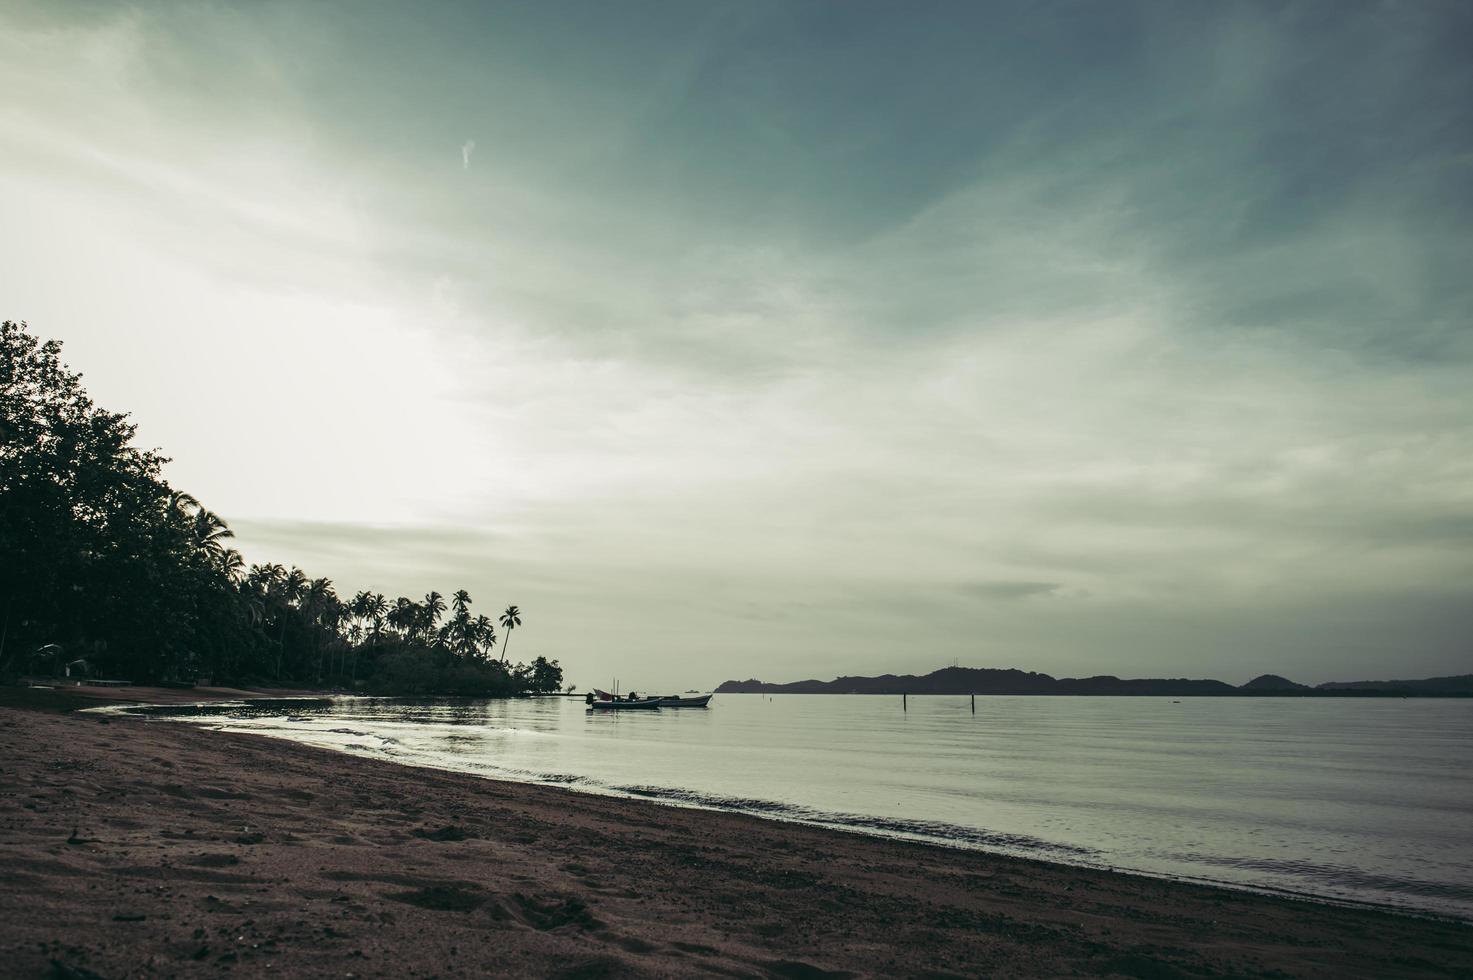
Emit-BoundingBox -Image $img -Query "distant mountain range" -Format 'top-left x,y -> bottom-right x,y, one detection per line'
714,666 -> 1473,697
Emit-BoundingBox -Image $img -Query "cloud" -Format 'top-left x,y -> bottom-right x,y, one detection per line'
3,0 -> 1472,687
961,582 -> 1063,601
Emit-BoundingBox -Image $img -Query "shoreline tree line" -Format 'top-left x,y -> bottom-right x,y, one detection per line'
0,320 -> 560,696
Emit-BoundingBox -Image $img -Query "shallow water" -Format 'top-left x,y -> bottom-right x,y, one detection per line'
127,693 -> 1473,920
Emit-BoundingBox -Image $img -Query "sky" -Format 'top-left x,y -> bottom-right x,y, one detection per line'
2,0 -> 1471,688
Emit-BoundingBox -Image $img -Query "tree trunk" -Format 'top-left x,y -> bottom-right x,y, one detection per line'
0,602 -> 11,672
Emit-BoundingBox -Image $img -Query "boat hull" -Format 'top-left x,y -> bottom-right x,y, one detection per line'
587,699 -> 663,711
650,694 -> 713,708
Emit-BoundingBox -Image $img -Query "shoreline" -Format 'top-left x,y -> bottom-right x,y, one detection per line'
104,690 -> 1473,927
93,698 -> 1470,929
3,686 -> 1471,978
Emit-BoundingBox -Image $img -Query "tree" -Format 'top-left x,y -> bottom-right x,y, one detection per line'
2,320 -> 184,677
422,591 -> 446,645
2,320 -> 561,696
191,508 -> 235,557
472,615 -> 496,661
302,577 -> 336,679
388,597 -> 417,640
528,655 -> 563,693
498,605 -> 522,662
219,548 -> 246,583
367,593 -> 388,646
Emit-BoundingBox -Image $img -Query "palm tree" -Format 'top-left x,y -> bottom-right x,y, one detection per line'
244,563 -> 287,677
246,562 -> 285,598
303,577 -> 333,614
367,593 -> 388,645
346,622 -> 364,682
472,615 -> 496,661
302,577 -> 336,679
274,567 -> 308,678
498,605 -> 521,662
164,490 -> 201,531
218,548 -> 246,583
350,590 -> 372,627
243,596 -> 263,627
191,508 -> 234,556
422,591 -> 446,640
388,597 -> 417,641
451,589 -> 471,619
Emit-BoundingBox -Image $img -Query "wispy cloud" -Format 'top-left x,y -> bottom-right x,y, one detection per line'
461,139 -> 475,170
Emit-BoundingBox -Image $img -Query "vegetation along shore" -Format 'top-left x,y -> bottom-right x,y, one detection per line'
0,321 -> 559,698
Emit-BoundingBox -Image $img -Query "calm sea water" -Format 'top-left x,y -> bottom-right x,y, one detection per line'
125,694 -> 1473,921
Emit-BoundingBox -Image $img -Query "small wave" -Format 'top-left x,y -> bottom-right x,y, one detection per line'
607,783 -> 1092,857
614,784 -> 808,817
822,813 -> 1094,856
119,698 -> 336,720
1198,854 -> 1473,903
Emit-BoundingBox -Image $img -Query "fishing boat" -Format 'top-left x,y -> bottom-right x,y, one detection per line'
587,697 -> 663,711
587,688 -> 665,710
588,688 -> 712,708
647,693 -> 713,708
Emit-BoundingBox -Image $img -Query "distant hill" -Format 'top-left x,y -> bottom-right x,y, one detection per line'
715,667 -> 1473,697
1240,674 -> 1309,691
716,666 -> 1235,697
1315,674 -> 1473,695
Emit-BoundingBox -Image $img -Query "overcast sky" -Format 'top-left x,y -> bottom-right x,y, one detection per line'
3,1 -> 1471,688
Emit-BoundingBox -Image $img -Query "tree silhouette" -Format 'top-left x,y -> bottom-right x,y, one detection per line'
473,615 -> 496,661
499,605 -> 522,662
1,320 -> 556,697
421,591 -> 446,645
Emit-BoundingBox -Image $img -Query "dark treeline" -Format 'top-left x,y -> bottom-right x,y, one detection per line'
0,321 -> 561,696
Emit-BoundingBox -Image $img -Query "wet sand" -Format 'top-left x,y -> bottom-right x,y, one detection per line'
1,686 -> 1469,978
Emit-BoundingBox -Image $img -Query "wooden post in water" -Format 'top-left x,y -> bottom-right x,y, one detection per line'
971,692 -> 976,714
903,692 -> 907,712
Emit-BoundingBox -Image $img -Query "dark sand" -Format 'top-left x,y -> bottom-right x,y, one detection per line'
1,687 -> 1469,979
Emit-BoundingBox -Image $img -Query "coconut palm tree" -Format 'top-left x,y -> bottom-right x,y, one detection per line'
282,567 -> 307,603
242,594 -> 265,630
191,508 -> 234,556
165,490 -> 201,520
367,593 -> 388,645
246,562 -> 285,598
346,622 -> 363,681
498,605 -> 521,662
302,578 -> 336,679
350,590 -> 372,627
388,597 -> 418,641
272,567 -> 308,678
451,589 -> 471,619
244,563 -> 287,674
218,548 -> 246,583
422,591 -> 446,642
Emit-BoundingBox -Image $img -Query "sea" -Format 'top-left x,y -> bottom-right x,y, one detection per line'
119,693 -> 1473,921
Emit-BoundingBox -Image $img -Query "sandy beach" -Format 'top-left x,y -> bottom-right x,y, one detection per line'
2,687 -> 1469,979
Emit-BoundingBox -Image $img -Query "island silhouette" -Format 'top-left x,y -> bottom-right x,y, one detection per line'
716,666 -> 1473,697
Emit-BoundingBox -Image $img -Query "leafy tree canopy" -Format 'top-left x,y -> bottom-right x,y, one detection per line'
0,321 -> 553,697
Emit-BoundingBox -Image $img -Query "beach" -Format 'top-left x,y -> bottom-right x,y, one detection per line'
2,688 -> 1470,979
